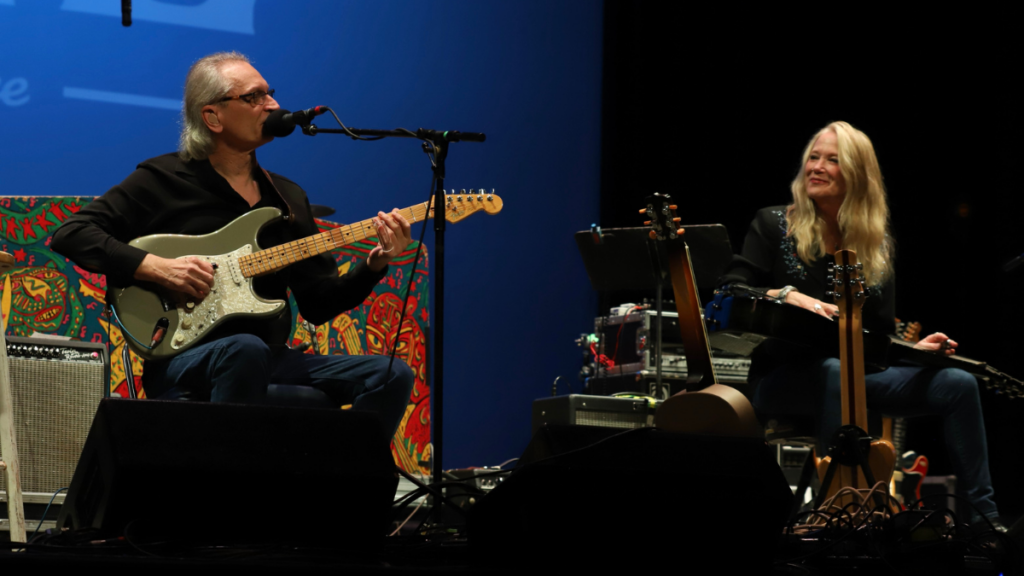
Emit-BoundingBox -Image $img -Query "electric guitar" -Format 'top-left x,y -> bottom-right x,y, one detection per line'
815,250 -> 897,508
891,318 -> 928,506
110,190 -> 503,361
641,194 -> 760,437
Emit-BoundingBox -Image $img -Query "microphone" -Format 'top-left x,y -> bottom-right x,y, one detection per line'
262,107 -> 329,138
122,0 -> 132,27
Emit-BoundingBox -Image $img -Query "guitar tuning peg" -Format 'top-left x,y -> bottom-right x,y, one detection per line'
648,230 -> 658,240
672,217 -> 681,223
669,205 -> 678,210
826,277 -> 834,285
638,208 -> 647,214
644,220 -> 652,226
676,228 -> 685,236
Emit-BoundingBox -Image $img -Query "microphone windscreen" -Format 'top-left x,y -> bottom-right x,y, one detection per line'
263,109 -> 296,138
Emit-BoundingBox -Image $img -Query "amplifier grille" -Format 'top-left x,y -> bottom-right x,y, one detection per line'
1,356 -> 104,495
575,409 -> 649,429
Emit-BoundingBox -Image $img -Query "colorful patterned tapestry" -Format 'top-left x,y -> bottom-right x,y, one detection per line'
0,196 -> 431,475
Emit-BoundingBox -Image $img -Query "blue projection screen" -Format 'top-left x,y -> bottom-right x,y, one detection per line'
0,0 -> 602,468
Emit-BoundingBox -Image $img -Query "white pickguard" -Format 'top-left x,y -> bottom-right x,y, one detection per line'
168,245 -> 283,350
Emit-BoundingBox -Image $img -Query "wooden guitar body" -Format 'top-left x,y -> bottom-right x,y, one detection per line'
816,435 -> 896,499
656,383 -> 761,437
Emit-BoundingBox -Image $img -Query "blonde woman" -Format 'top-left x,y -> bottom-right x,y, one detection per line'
721,121 -> 1003,531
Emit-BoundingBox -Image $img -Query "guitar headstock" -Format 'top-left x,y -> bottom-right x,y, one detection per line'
640,193 -> 682,240
827,249 -> 867,308
434,189 -> 503,223
895,319 -> 922,343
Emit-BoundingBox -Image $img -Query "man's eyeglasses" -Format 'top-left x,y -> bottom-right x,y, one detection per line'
219,89 -> 276,106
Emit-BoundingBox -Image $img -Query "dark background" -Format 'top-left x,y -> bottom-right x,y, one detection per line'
601,4 -> 1022,518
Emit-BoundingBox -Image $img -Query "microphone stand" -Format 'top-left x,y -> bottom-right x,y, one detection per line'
300,123 -> 485,488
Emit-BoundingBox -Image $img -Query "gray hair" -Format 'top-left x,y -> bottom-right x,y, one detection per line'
178,51 -> 251,162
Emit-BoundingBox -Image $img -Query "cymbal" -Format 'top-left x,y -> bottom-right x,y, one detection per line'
310,204 -> 336,218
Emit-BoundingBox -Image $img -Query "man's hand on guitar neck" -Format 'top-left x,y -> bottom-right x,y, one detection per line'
135,254 -> 216,300
913,332 -> 958,356
367,209 -> 412,272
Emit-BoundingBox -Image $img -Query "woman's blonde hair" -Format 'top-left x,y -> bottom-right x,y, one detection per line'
786,121 -> 893,286
178,52 -> 251,162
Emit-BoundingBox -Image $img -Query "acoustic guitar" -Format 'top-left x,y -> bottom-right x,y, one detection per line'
641,194 -> 760,437
815,250 -> 897,508
109,191 -> 503,361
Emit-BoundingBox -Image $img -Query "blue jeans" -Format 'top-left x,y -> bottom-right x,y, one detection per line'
142,334 -> 415,438
753,357 -> 998,520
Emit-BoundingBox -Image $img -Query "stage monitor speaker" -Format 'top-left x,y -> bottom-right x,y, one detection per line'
1,336 -> 107,531
469,425 -> 793,571
56,398 -> 399,549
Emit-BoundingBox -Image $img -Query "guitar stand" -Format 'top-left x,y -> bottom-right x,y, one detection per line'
813,424 -> 890,512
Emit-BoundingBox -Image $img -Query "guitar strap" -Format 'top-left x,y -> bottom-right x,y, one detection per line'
260,166 -> 296,223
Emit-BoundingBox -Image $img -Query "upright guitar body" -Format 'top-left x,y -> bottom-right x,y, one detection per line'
641,194 -> 760,438
815,250 -> 897,506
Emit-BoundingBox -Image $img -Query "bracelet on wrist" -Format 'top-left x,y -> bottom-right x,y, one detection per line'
777,285 -> 798,302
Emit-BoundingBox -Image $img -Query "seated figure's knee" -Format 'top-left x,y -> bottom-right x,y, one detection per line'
934,367 -> 979,399
220,334 -> 272,360
820,357 -> 842,389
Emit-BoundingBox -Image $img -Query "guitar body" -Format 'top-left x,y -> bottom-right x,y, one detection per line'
816,437 -> 896,502
109,207 -> 287,361
899,451 -> 929,504
656,383 -> 761,437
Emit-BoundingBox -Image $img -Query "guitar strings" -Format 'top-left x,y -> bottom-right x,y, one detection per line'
238,203 -> 433,277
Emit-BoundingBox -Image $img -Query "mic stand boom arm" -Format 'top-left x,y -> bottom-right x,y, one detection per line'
301,124 -> 486,143
300,121 -> 485,488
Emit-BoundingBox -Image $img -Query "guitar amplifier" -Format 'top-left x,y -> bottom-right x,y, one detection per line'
0,336 -> 108,532
532,394 -> 659,435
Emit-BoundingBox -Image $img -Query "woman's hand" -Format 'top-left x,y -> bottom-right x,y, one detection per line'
913,332 -> 957,356
788,291 -> 839,319
768,287 -> 838,319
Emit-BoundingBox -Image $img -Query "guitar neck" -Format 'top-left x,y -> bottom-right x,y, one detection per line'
238,202 -> 432,277
666,242 -> 717,389
836,250 -> 868,431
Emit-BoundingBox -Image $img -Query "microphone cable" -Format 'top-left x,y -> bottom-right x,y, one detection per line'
383,173 -> 434,382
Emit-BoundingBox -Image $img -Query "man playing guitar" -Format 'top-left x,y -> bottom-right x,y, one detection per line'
51,52 -> 415,437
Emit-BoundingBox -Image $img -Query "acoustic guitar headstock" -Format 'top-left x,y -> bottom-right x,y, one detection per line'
827,249 -> 867,309
640,193 -> 682,240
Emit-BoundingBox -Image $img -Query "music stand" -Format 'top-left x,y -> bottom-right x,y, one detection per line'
574,225 -> 733,397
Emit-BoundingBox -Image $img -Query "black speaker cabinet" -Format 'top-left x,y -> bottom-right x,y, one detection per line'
56,398 -> 398,549
469,425 -> 793,571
